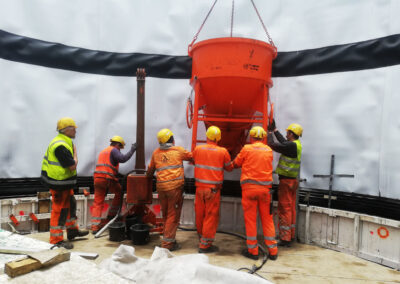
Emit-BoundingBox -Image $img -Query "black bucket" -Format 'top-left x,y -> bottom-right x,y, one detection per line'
130,223 -> 150,245
125,214 -> 142,239
109,221 -> 125,242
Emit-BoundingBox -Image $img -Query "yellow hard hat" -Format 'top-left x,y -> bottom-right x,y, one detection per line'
249,126 -> 266,139
57,117 -> 77,131
110,135 -> 126,146
157,128 -> 174,144
287,123 -> 303,137
206,126 -> 221,142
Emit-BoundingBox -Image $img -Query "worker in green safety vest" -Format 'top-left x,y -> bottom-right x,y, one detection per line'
267,120 -> 303,247
41,117 -> 88,249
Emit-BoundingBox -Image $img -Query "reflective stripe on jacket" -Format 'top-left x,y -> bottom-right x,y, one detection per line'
233,141 -> 273,186
41,133 -> 77,186
94,146 -> 119,181
148,146 -> 192,191
276,140 -> 302,178
193,142 -> 232,187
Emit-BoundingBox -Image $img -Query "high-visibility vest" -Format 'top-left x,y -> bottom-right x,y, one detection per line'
94,146 -> 119,181
41,133 -> 76,186
234,142 -> 273,186
276,139 -> 302,178
148,146 -> 191,191
193,142 -> 231,187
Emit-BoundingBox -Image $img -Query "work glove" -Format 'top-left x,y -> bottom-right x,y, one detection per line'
267,119 -> 276,132
131,142 -> 137,151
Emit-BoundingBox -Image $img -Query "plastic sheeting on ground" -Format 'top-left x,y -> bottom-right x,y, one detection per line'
99,244 -> 271,284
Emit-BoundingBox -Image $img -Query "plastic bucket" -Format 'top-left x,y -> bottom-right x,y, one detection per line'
109,221 -> 125,242
130,223 -> 150,245
125,215 -> 142,239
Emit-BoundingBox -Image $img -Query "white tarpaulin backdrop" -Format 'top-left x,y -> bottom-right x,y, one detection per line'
1,0 -> 400,199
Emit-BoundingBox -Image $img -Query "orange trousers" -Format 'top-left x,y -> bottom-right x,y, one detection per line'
49,189 -> 79,244
278,179 -> 299,241
241,185 -> 277,256
195,186 -> 221,249
158,186 -> 183,249
91,178 -> 122,231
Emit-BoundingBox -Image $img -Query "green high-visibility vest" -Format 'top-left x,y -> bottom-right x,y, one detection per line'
276,140 -> 302,178
41,133 -> 77,186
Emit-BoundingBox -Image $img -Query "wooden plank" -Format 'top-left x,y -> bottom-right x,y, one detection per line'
4,257 -> 41,278
4,249 -> 70,278
0,246 -> 99,260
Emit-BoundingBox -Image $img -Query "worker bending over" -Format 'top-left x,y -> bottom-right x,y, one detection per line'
146,129 -> 192,251
192,126 -> 233,253
232,126 -> 278,260
91,136 -> 136,234
41,117 -> 88,249
267,120 -> 303,247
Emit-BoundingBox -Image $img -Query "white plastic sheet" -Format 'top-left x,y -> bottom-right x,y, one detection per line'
99,244 -> 271,284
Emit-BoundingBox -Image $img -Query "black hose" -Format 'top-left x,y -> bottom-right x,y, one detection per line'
178,226 -> 268,280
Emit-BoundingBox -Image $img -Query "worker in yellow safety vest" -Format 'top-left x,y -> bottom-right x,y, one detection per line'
146,129 -> 192,251
41,117 -> 88,249
267,120 -> 303,247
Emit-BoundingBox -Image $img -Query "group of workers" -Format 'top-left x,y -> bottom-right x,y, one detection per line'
41,117 -> 302,261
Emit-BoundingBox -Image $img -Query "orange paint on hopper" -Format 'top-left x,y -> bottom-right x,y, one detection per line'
188,37 -> 277,157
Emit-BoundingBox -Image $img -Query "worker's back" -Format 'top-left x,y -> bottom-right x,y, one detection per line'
234,141 -> 273,184
149,146 -> 191,191
193,142 -> 231,187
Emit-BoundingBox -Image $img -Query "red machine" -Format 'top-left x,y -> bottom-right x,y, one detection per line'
126,68 -> 163,234
186,1 -> 277,157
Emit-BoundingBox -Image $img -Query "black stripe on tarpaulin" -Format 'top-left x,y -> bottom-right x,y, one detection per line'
1,29 -> 400,78
273,33 -> 400,77
0,29 -> 191,79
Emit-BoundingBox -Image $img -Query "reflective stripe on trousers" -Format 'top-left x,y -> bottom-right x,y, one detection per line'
159,187 -> 183,249
49,189 -> 79,244
278,179 -> 299,241
91,178 -> 122,231
241,185 -> 277,256
195,186 -> 221,249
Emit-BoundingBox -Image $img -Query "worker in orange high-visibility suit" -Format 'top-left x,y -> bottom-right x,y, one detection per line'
41,117 -> 89,249
267,120 -> 303,247
192,126 -> 233,253
146,129 -> 192,251
91,136 -> 137,234
232,126 -> 278,261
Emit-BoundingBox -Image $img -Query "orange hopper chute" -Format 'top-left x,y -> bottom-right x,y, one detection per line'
186,1 -> 277,157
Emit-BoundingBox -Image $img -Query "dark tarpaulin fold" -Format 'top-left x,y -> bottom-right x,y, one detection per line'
1,29 -> 400,78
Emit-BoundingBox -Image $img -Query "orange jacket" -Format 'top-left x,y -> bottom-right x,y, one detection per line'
94,146 -> 119,181
233,141 -> 273,187
147,146 -> 192,191
193,141 -> 233,187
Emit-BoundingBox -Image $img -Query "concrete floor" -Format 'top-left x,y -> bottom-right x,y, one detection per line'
28,229 -> 400,284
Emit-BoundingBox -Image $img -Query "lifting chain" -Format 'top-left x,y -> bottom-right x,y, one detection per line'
189,0 -> 219,49
230,0 -> 235,37
189,0 -> 275,49
250,0 -> 275,47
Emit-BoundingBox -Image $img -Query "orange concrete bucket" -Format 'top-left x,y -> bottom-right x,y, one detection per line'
188,37 -> 277,156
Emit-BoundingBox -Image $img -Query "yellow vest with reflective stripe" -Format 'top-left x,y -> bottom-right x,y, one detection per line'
276,140 -> 302,178
41,133 -> 77,181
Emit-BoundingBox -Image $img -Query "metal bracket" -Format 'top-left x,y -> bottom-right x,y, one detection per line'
313,154 -> 355,208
